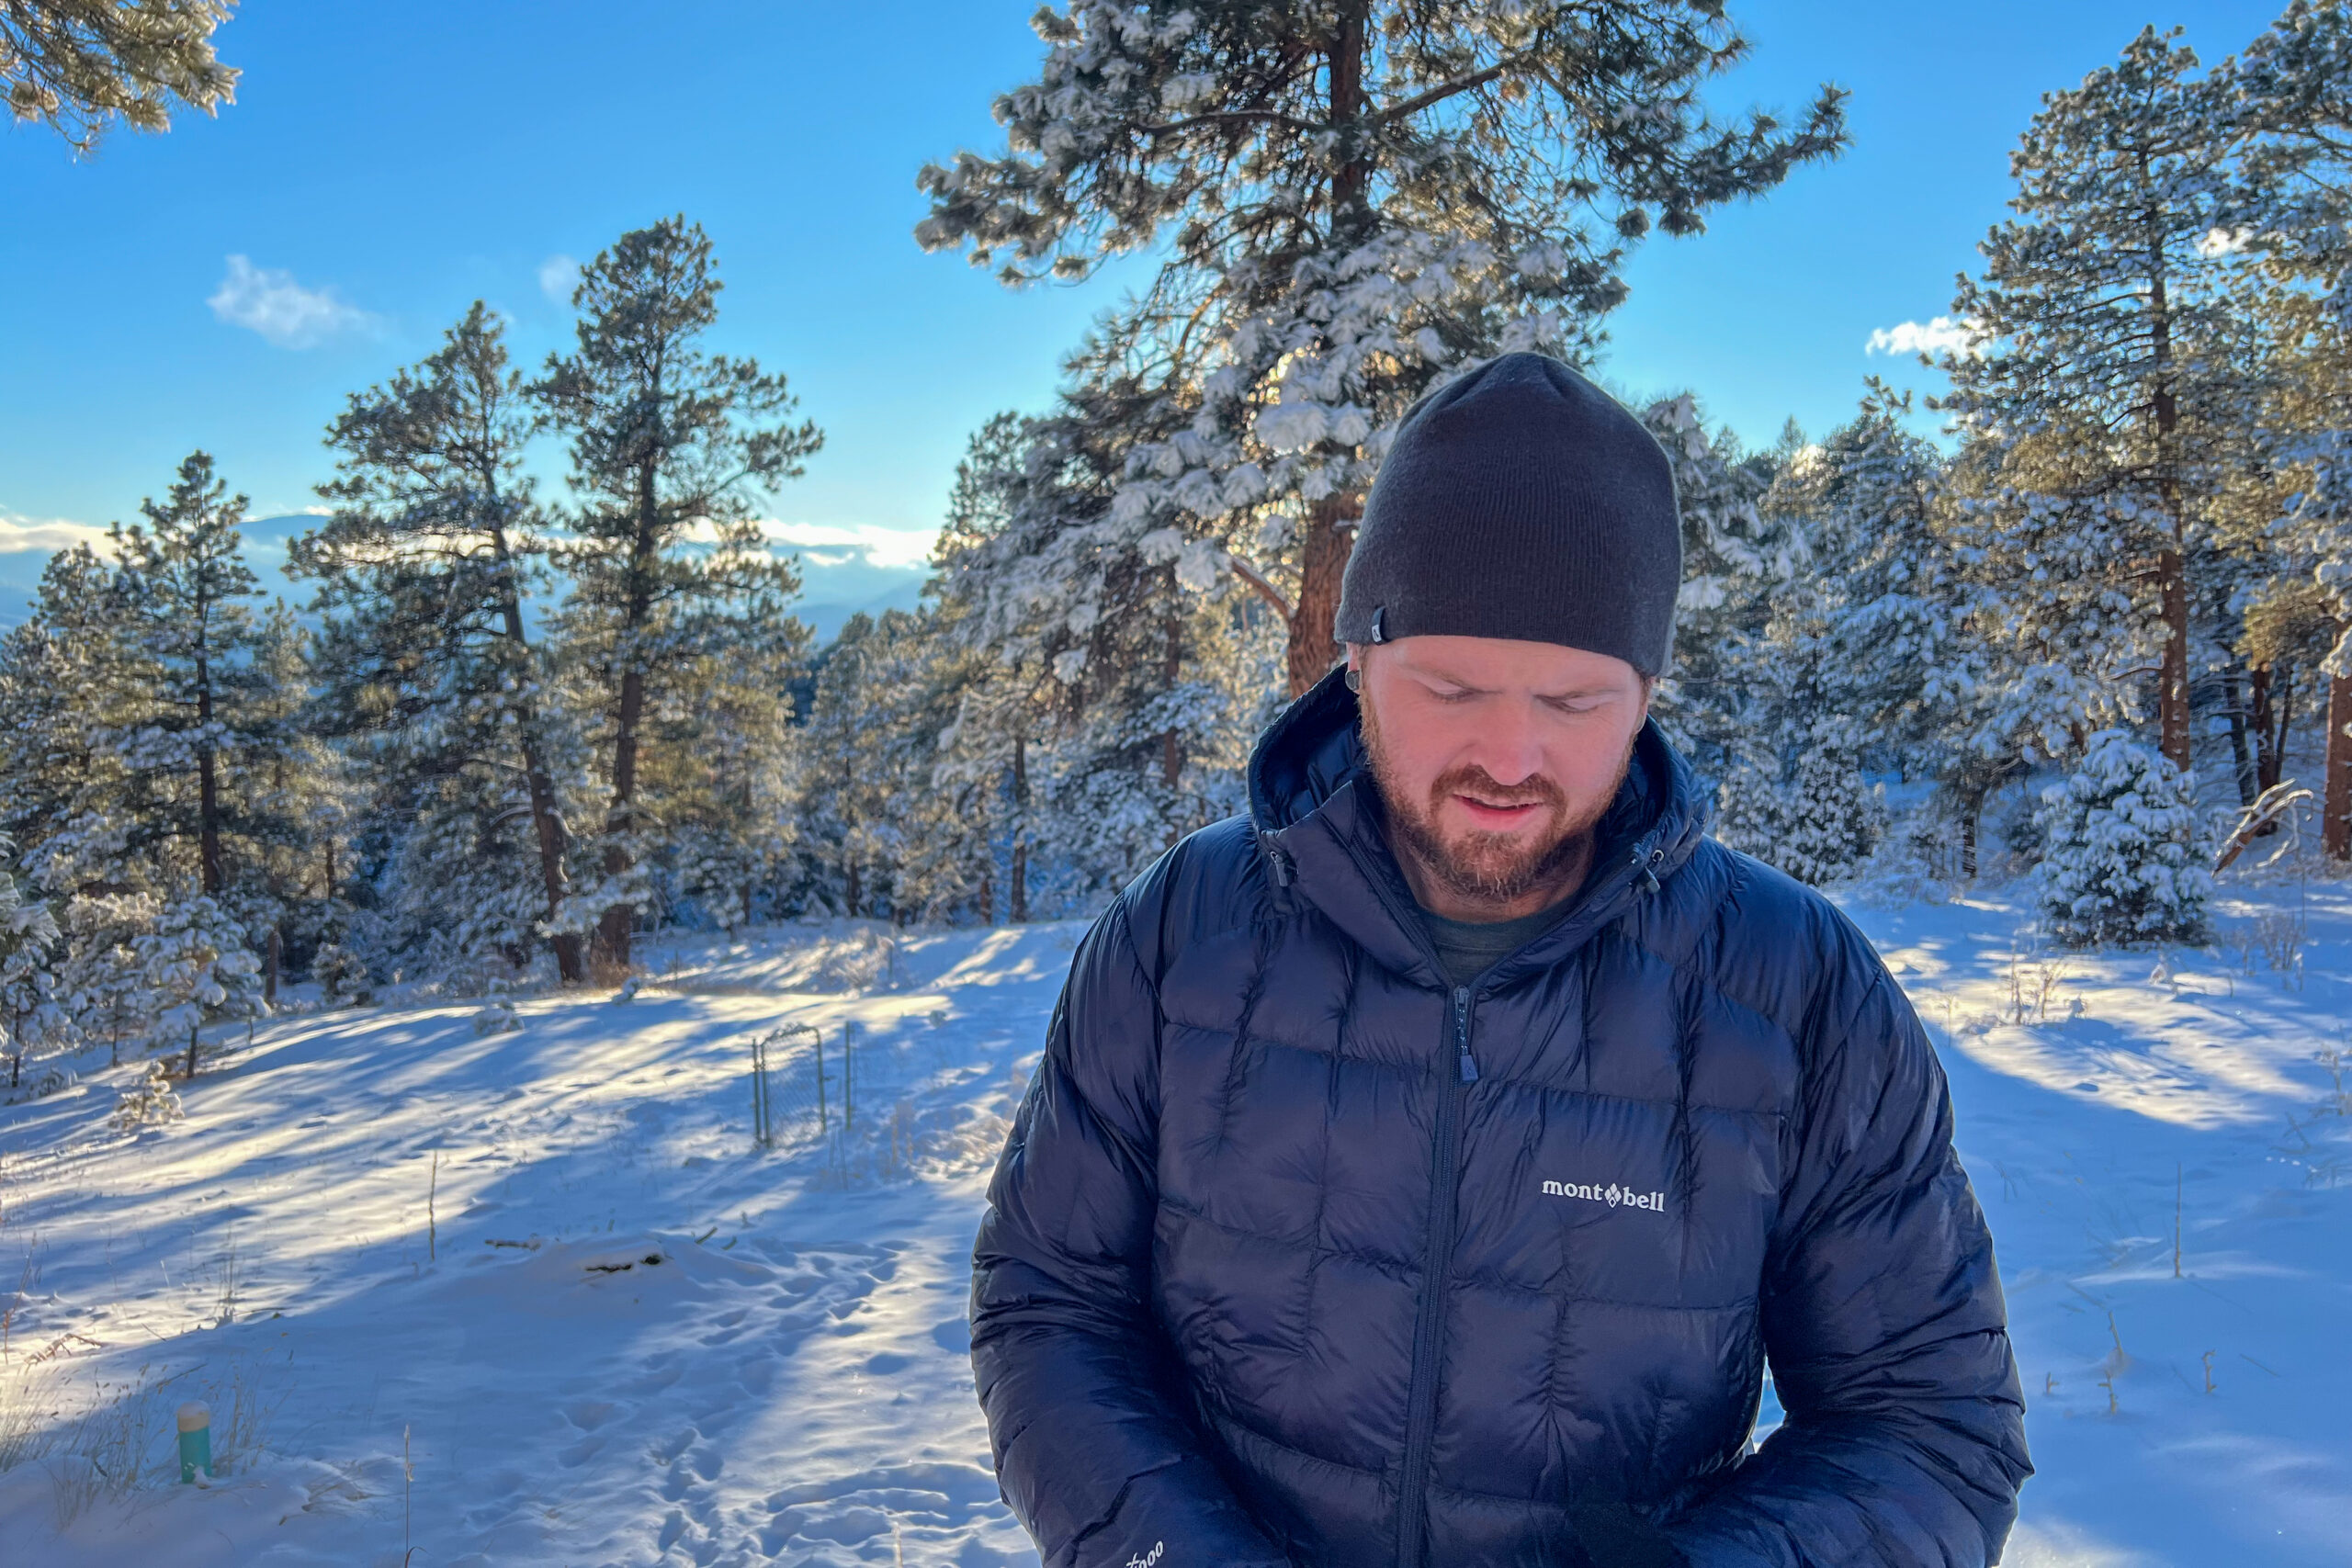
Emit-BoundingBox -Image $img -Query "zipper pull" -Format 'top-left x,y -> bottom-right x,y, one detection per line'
1453,987 -> 1478,1083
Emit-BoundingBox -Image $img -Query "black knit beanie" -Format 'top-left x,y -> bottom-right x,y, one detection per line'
1334,353 -> 1682,677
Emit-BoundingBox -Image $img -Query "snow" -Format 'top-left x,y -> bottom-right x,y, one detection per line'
4,888 -> 2350,1565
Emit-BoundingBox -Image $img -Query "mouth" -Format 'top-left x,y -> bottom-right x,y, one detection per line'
1451,794 -> 1548,829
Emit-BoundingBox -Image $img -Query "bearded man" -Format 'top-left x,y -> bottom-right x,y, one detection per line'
968,354 -> 2031,1568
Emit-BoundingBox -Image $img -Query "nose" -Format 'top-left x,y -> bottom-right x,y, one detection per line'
1466,696 -> 1545,788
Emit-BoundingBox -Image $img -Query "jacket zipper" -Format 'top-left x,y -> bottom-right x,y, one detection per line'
1395,984 -> 1476,1568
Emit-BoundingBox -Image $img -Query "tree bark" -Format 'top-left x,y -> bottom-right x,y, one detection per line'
2220,661 -> 2256,807
596,463 -> 662,975
1009,736 -> 1029,923
488,522 -> 584,983
194,581 -> 222,897
2156,547 -> 2191,775
1277,6 -> 1374,700
2325,657 -> 2352,863
1286,492 -> 1360,697
2144,184 -> 2192,776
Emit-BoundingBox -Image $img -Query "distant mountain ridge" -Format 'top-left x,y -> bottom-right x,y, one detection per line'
0,514 -> 931,645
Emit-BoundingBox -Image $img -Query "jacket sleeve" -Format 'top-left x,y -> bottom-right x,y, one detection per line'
1668,936 -> 2032,1568
969,892 -> 1290,1568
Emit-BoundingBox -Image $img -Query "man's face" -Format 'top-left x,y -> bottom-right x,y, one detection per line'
1353,635 -> 1649,917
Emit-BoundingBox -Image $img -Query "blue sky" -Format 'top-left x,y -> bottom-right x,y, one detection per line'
0,0 -> 2282,593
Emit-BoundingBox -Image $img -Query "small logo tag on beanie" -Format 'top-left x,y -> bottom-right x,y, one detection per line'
1371,606 -> 1388,644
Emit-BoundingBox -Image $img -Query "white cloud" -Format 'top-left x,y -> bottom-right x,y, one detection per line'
537,254 -> 580,303
0,508 -> 113,557
208,255 -> 374,349
1865,315 -> 1981,360
2196,226 -> 2252,258
757,521 -> 942,571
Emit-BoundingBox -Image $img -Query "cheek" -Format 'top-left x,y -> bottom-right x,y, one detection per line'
1544,727 -> 1638,799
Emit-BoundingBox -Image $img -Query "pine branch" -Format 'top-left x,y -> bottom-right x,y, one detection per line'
1227,555 -> 1295,621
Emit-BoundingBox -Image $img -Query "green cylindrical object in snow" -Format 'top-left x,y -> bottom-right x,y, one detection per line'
178,1401 -> 213,1483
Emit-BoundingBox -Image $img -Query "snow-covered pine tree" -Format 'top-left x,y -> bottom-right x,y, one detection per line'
0,547 -> 195,1059
1713,709 -> 1888,887
55,894 -> 152,1066
133,892 -> 266,1078
2234,0 -> 2352,859
794,608 -> 989,924
533,217 -> 822,972
0,0 -> 238,154
0,833 -> 62,1091
646,645 -> 801,931
1638,392 -> 1795,789
2034,728 -> 2211,946
0,545 -> 150,907
924,318 -> 1279,901
107,451 -> 304,938
296,301 -> 590,980
929,413 -> 1063,922
920,2 -> 1845,697
1943,28 -> 2255,778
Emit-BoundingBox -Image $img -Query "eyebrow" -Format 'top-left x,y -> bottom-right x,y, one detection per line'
1405,667 -> 1619,702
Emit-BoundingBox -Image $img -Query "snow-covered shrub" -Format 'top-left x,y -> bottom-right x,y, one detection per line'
472,1001 -> 521,1035
1713,719 -> 1888,886
109,1059 -> 184,1130
2034,729 -> 2211,947
311,943 -> 374,1008
136,896 -> 267,1071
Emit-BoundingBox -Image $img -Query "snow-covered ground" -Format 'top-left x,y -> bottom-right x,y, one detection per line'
2,880 -> 2348,1566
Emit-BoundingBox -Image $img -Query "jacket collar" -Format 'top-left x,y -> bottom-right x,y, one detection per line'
1248,666 -> 1707,992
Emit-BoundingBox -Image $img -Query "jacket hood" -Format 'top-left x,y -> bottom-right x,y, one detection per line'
1246,665 -> 1708,989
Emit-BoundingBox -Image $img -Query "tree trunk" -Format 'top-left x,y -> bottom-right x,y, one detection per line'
1161,581 -> 1185,831
2156,547 -> 2191,774
2220,661 -> 2256,807
1009,735 -> 1030,922
2144,187 -> 2192,777
490,529 -> 584,984
597,468 -> 662,975
597,655 -> 639,969
265,926 -> 280,1006
1278,6 -> 1374,701
2325,654 -> 2352,863
1286,492 -> 1360,697
2249,664 -> 2282,836
185,1022 -> 199,1082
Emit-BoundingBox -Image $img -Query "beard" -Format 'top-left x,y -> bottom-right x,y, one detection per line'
1358,686 -> 1636,908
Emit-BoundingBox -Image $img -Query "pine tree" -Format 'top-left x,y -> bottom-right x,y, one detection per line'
109,451 -> 289,902
296,302 -> 589,980
136,892 -> 266,1077
533,217 -> 822,971
0,833 -> 62,1091
2035,728 -> 2211,946
1944,28 -> 2252,776
920,2 -> 1845,696
1640,392 -> 1794,787
643,644 -> 802,931
2234,0 -> 2352,859
3,0 -> 238,154
926,319 -> 1279,898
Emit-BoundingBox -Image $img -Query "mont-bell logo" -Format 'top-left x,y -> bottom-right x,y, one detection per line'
1542,1179 -> 1666,1213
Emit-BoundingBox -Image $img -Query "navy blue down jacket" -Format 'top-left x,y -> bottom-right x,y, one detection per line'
971,671 -> 2030,1568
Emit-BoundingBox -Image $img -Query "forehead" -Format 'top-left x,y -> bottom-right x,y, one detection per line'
1370,635 -> 1638,694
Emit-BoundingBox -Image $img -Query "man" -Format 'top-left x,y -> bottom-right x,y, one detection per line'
969,354 -> 2031,1568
